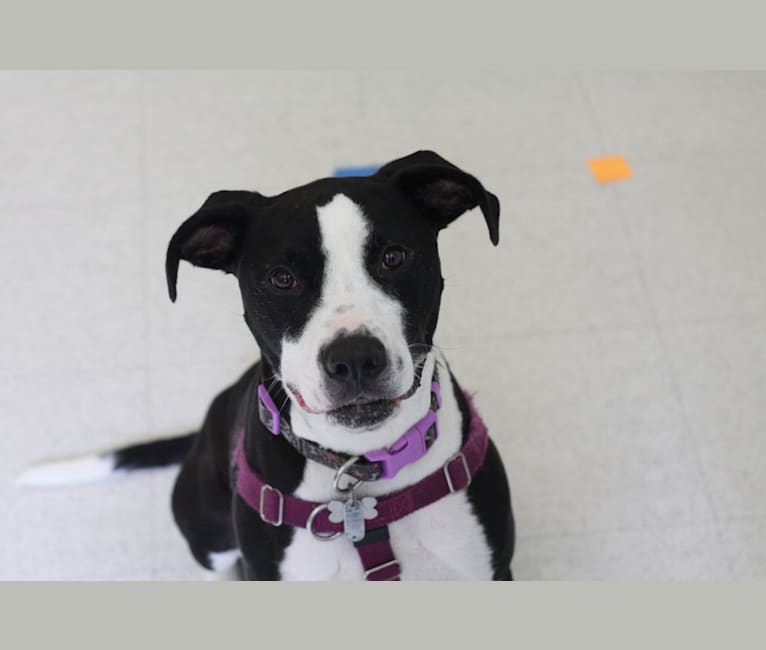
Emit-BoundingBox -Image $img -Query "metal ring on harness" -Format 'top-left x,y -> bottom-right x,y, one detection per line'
307,503 -> 342,541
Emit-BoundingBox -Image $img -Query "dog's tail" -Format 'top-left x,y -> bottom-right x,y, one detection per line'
15,432 -> 197,487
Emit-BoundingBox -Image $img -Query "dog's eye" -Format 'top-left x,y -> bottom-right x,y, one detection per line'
270,269 -> 296,290
380,246 -> 406,271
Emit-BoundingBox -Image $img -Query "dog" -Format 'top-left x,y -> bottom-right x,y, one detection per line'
19,150 -> 515,581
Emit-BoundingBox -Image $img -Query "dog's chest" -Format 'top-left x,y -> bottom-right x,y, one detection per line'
272,359 -> 495,581
278,485 -> 493,581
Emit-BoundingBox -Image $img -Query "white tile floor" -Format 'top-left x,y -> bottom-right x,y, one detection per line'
2,71 -> 765,580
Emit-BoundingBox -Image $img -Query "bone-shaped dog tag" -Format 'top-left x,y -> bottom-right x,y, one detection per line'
326,497 -> 378,542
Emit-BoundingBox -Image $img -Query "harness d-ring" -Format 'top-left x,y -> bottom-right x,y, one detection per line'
332,455 -> 363,494
307,503 -> 342,541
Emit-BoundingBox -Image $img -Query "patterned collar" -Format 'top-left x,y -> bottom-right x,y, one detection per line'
256,379 -> 441,482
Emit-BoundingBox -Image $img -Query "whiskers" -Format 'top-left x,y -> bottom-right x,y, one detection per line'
277,393 -> 291,418
261,371 -> 293,418
262,372 -> 280,393
394,350 -> 433,401
407,342 -> 449,378
407,341 -> 456,360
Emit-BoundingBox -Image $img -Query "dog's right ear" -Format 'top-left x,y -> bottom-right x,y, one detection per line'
165,190 -> 267,302
374,150 -> 501,246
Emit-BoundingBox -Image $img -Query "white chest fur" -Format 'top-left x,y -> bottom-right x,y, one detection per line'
279,491 -> 492,581
278,353 -> 494,581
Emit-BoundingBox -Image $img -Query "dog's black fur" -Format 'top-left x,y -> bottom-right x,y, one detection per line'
160,360 -> 514,579
117,151 -> 514,580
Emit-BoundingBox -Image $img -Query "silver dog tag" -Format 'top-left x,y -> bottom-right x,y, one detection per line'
326,496 -> 378,543
343,498 -> 366,542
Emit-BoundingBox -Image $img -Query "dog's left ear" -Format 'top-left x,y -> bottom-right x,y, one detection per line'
375,150 -> 500,245
165,190 -> 267,302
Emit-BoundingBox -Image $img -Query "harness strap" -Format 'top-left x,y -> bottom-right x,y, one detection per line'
232,390 -> 489,580
354,527 -> 401,581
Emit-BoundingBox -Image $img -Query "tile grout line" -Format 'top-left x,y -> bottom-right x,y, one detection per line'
435,310 -> 766,349
2,147 -> 763,214
620,211 -> 737,576
136,71 -> 159,579
747,80 -> 766,306
515,516 -> 723,543
516,511 -> 766,543
354,70 -> 367,120
1,353 -> 258,382
615,206 -> 736,578
137,71 -> 151,433
577,74 -> 734,578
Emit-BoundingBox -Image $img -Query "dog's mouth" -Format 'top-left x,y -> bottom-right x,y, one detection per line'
326,398 -> 397,429
286,356 -> 428,429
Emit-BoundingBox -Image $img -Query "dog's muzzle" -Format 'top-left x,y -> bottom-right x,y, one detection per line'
318,334 -> 402,427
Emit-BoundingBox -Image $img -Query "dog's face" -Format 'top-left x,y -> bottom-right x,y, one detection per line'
166,151 -> 499,438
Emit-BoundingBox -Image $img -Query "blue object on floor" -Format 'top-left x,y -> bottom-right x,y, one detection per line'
333,165 -> 380,177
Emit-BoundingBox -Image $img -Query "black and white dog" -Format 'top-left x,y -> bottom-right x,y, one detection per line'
20,151 -> 515,581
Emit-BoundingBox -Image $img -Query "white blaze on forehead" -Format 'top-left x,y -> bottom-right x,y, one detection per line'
279,193 -> 414,414
318,194 -> 369,283
316,194 -> 406,353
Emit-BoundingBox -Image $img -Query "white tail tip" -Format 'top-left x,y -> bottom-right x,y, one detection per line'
15,454 -> 116,487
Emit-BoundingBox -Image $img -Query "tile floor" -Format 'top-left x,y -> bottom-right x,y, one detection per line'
1,71 -> 764,579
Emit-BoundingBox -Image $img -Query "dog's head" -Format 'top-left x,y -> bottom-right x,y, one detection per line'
166,151 -> 499,441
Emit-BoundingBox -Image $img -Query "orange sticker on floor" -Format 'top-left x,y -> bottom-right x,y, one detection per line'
588,156 -> 633,183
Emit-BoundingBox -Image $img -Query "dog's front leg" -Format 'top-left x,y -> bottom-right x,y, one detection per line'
232,496 -> 296,580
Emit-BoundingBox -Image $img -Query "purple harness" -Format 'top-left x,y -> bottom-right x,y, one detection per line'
231,383 -> 489,580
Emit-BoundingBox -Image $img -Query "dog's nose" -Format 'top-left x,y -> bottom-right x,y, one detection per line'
321,334 -> 388,392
